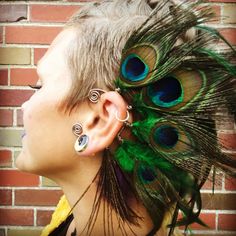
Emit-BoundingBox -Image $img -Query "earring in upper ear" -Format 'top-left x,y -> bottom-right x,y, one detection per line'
115,105 -> 132,122
88,88 -> 106,103
72,123 -> 89,153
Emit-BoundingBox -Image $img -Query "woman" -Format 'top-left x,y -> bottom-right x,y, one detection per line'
16,0 -> 236,235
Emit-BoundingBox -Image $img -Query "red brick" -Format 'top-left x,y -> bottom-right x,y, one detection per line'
0,209 -> 33,226
202,193 -> 236,210
201,174 -> 223,190
16,109 -> 23,127
5,26 -> 62,45
34,48 -> 48,65
190,213 -> 216,230
0,190 -> 12,205
218,132 -> 236,150
218,214 -> 236,231
0,89 -> 34,107
225,177 -> 236,190
15,189 -> 62,206
0,5 -> 27,22
0,69 -> 8,85
30,5 -> 80,23
36,210 -> 53,226
10,68 -> 38,86
219,28 -> 236,45
0,170 -> 39,187
0,150 -> 12,167
0,26 -> 3,44
0,109 -> 13,126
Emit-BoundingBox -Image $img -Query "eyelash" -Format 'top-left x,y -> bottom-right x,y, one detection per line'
29,85 -> 42,90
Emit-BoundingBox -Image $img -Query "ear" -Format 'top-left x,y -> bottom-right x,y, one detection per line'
80,91 -> 130,156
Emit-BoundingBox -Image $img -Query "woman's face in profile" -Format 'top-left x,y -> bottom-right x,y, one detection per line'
16,29 -> 80,176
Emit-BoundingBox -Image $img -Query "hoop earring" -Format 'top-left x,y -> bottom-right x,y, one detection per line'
115,110 -> 130,122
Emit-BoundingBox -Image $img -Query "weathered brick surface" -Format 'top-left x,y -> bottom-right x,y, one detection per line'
16,109 -> 23,127
0,170 -> 39,187
34,48 -> 48,65
0,89 -> 34,106
30,5 -> 80,23
0,48 -> 31,65
0,69 -> 8,85
0,189 -> 12,205
0,109 -> 13,127
202,193 -> 236,210
0,26 -> 3,44
41,177 -> 58,187
219,28 -> 236,45
36,210 -> 54,226
0,1 -> 235,235
218,214 -> 236,231
0,5 -> 27,23
0,209 -> 34,226
6,26 -> 62,45
15,189 -> 62,206
0,150 -> 12,167
0,129 -> 22,147
7,229 -> 41,236
223,4 -> 236,24
10,68 -> 38,86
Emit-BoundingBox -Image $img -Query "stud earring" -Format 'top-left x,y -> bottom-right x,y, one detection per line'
72,123 -> 89,153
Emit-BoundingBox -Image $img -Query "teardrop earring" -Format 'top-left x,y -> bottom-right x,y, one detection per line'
72,123 -> 89,153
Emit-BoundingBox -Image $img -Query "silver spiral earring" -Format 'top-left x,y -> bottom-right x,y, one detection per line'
72,123 -> 89,153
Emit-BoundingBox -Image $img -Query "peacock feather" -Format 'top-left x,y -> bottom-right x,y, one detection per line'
114,0 -> 236,233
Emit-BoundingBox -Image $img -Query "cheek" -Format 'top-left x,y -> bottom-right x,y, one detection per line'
23,100 -> 77,172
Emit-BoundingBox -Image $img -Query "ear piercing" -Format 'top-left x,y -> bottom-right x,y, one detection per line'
88,88 -> 106,103
115,105 -> 132,122
72,123 -> 89,153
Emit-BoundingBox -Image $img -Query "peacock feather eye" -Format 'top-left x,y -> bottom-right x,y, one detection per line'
150,121 -> 192,154
142,70 -> 206,111
154,125 -> 179,148
119,45 -> 159,87
147,75 -> 183,108
121,54 -> 149,82
138,165 -> 156,183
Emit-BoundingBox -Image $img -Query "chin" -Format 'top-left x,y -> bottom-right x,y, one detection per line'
16,151 -> 40,175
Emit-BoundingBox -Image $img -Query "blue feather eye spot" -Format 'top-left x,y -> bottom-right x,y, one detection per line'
121,54 -> 149,82
138,165 -> 156,183
147,75 -> 183,108
154,125 -> 179,149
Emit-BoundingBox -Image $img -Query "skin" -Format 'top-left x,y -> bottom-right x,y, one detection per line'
16,28 -> 166,236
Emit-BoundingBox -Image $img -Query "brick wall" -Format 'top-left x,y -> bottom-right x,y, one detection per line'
0,1 -> 235,236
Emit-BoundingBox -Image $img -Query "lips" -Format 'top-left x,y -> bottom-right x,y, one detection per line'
21,131 -> 26,138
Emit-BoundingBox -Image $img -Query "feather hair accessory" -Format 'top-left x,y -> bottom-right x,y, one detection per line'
114,0 -> 236,233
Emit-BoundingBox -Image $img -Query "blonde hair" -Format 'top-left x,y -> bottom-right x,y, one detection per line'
62,0 -> 173,111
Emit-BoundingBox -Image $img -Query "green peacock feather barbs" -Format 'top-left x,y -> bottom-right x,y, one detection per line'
114,0 -> 236,233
